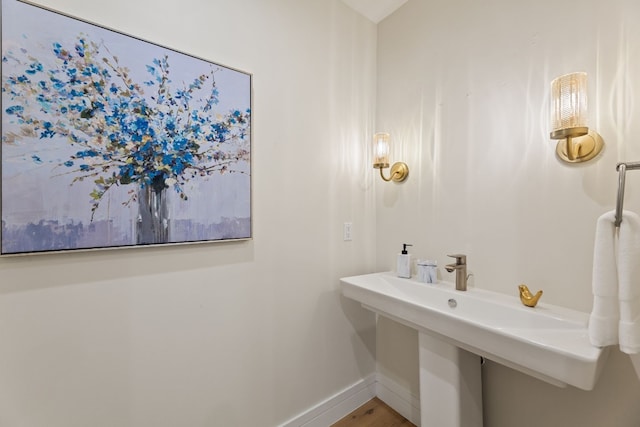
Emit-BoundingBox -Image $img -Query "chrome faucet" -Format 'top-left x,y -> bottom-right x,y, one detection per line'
445,254 -> 468,291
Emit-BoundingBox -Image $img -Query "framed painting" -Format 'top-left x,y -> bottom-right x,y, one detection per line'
1,0 -> 252,255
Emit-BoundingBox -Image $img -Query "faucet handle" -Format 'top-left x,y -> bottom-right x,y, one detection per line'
447,254 -> 466,264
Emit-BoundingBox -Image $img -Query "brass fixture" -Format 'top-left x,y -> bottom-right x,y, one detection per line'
549,72 -> 604,163
445,254 -> 468,291
372,132 -> 409,182
518,284 -> 543,308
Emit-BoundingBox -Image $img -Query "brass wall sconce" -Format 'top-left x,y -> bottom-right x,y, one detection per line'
549,72 -> 604,163
372,132 -> 409,182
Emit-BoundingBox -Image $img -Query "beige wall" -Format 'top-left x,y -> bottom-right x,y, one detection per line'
0,1 -> 379,426
375,0 -> 640,425
4,0 -> 640,425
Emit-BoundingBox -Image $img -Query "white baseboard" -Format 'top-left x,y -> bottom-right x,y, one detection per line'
278,372 -> 419,427
278,374 -> 376,427
375,372 -> 421,426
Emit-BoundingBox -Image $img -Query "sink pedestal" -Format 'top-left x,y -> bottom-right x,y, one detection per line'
419,332 -> 483,427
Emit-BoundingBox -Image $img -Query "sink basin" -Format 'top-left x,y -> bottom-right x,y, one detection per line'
341,272 -> 608,391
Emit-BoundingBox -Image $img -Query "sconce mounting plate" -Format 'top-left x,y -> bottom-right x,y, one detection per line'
389,162 -> 409,182
555,130 -> 604,163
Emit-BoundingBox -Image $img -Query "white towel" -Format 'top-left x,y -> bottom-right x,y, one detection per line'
618,211 -> 640,353
588,210 -> 640,354
589,211 -> 619,347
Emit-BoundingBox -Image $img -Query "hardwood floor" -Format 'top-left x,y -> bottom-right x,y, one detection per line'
331,398 -> 416,427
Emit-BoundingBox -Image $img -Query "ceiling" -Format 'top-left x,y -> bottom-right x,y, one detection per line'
340,0 -> 408,23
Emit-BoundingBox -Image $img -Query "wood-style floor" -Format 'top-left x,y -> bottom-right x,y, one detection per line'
331,398 -> 416,427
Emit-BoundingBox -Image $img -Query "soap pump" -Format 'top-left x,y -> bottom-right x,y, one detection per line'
397,243 -> 413,278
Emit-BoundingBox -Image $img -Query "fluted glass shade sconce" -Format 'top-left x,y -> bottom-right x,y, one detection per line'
372,132 -> 409,182
549,72 -> 604,163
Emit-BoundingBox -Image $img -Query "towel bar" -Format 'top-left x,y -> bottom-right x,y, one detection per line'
615,161 -> 640,227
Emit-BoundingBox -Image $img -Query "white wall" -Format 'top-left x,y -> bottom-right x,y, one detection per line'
0,1 -> 379,426
5,0 -> 640,425
375,0 -> 640,425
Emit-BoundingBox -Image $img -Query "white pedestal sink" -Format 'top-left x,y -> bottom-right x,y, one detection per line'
340,272 -> 609,427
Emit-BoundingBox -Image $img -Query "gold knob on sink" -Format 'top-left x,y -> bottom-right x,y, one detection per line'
518,284 -> 543,308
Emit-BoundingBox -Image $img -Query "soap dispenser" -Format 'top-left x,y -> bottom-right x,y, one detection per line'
397,244 -> 412,278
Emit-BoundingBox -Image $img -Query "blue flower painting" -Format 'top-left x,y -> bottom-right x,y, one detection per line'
1,0 -> 252,254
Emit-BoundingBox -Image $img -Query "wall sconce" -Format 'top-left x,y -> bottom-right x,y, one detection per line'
372,132 -> 409,182
549,72 -> 604,163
